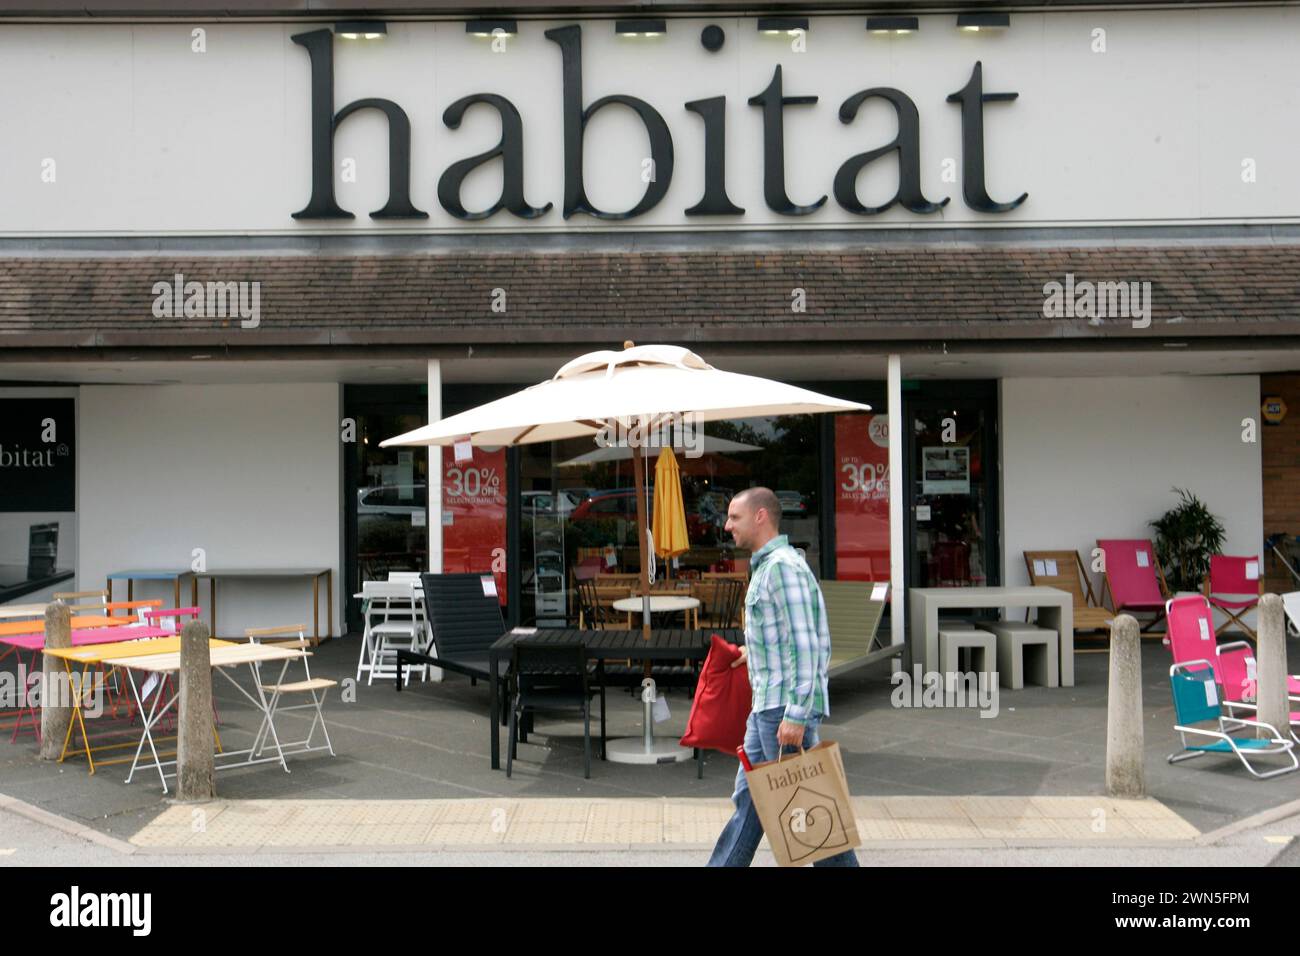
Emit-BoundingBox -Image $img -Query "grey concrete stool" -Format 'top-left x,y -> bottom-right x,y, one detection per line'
986,622 -> 1059,689
938,627 -> 996,680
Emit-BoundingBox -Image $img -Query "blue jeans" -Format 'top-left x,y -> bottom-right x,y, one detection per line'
707,707 -> 860,867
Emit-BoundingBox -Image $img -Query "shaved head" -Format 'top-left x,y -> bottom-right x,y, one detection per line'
734,487 -> 781,531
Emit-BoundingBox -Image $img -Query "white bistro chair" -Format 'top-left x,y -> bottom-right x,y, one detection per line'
358,579 -> 425,686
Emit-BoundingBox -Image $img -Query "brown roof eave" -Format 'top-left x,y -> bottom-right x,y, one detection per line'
0,0 -> 1212,18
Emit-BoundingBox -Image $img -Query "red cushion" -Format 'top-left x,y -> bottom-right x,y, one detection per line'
680,634 -> 751,753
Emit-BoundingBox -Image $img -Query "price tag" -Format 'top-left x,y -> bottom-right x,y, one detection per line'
1136,550 -> 1150,568
481,577 -> 498,597
870,583 -> 888,602
453,438 -> 473,464
652,695 -> 670,723
1197,618 -> 1211,641
1245,560 -> 1260,580
1204,678 -> 1218,707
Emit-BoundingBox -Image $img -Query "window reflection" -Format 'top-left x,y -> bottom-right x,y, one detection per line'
519,415 -> 822,627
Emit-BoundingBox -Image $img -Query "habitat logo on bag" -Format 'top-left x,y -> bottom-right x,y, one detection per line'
745,741 -> 861,866
778,785 -> 854,864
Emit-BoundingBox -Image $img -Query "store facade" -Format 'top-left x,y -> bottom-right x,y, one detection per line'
1,3 -> 1297,643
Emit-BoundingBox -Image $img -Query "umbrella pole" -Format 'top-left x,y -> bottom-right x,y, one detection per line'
632,435 -> 651,640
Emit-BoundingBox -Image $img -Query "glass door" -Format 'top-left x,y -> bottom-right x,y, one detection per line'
905,383 -> 999,591
343,387 -> 429,633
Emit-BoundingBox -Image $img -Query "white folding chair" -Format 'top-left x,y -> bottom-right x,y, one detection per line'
1283,592 -> 1300,640
245,625 -> 337,761
388,572 -> 432,659
361,580 -> 424,685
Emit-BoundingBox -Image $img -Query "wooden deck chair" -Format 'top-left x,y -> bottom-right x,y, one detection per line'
1204,555 -> 1264,640
1167,661 -> 1296,778
1097,539 -> 1170,633
245,625 -> 337,760
1023,551 -> 1113,635
822,581 -> 898,677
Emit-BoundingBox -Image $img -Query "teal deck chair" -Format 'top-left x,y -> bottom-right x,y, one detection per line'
1167,661 -> 1297,779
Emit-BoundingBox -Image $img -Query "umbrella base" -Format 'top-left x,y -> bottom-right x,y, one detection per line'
605,737 -> 694,765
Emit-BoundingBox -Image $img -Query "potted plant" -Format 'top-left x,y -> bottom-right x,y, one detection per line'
1150,488 -> 1225,593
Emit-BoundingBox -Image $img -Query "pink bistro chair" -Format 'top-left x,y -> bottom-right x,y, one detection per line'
1098,539 -> 1171,632
1205,555 -> 1264,639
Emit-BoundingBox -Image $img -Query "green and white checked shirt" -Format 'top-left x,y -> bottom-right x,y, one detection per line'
743,534 -> 831,726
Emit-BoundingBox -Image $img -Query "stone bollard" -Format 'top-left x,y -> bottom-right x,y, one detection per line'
1255,594 -> 1288,742
177,620 -> 215,801
1105,613 -> 1145,798
39,601 -> 72,760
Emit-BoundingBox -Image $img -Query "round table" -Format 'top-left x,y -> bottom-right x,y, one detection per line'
606,594 -> 705,766
612,595 -> 701,628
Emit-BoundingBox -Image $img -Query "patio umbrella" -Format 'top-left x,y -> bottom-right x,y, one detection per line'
381,342 -> 871,637
651,448 -> 690,573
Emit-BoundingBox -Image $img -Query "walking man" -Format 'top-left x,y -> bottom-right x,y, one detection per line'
707,486 -> 859,867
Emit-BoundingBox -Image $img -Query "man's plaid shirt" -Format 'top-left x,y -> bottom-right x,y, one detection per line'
743,534 -> 831,726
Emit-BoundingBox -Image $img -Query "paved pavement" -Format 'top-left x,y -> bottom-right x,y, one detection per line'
1,632 -> 1298,852
1,791 -> 1298,866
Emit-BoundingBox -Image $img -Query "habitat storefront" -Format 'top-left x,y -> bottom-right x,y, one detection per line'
0,3 -> 1297,644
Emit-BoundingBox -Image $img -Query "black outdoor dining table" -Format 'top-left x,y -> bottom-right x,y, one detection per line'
487,627 -> 744,770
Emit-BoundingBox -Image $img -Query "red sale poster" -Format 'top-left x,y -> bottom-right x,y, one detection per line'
835,413 -> 890,583
441,446 -> 507,605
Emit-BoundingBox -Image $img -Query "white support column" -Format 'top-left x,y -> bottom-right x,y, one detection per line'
888,355 -> 905,657
427,359 -> 443,574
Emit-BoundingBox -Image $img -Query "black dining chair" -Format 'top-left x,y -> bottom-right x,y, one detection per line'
507,642 -> 604,779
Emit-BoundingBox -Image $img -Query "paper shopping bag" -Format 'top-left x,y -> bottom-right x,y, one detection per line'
744,740 -> 860,867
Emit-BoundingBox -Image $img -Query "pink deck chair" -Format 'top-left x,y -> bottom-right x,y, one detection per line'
1213,645 -> 1300,744
1163,596 -> 1217,672
1164,595 -> 1300,742
1205,555 -> 1263,639
1098,539 -> 1170,632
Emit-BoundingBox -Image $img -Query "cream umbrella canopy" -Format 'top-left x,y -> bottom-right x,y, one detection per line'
381,342 -> 872,635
